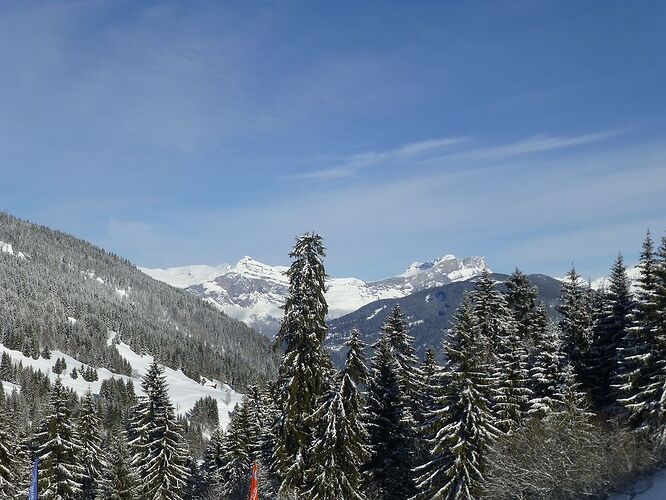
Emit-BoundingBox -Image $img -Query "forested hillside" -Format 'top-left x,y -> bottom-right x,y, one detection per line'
0,212 -> 277,388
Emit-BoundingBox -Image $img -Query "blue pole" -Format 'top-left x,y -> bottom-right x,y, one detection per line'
28,457 -> 38,500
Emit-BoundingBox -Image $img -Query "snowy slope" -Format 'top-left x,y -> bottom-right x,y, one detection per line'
138,263 -> 230,288
611,469 -> 666,499
143,254 -> 489,337
0,337 -> 243,429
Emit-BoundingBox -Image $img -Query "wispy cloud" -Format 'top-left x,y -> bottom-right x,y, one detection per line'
293,130 -> 623,181
293,137 -> 470,180
444,130 -> 623,162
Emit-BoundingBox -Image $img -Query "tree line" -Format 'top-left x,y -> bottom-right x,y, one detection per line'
1,229 -> 666,499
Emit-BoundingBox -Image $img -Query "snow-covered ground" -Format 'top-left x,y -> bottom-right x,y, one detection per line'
611,469 -> 666,499
0,337 -> 243,429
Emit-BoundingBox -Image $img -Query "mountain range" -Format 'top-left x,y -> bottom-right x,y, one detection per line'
141,254 -> 490,337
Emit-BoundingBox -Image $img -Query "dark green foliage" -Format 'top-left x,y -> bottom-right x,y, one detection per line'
344,327 -> 368,385
129,361 -> 190,500
79,391 -> 105,499
305,373 -> 369,500
588,254 -> 634,408
415,297 -> 498,500
273,233 -> 333,495
97,429 -> 138,500
35,377 -> 84,499
558,266 -> 594,383
506,268 -> 547,343
364,333 -> 417,500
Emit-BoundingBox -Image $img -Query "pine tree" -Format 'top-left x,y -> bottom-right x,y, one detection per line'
129,360 -> 190,500
0,386 -> 17,498
35,377 -> 84,499
471,270 -> 514,356
558,266 -> 594,383
305,372 -> 369,500
97,429 -> 138,500
204,428 -> 226,492
506,268 -> 545,343
79,390 -> 105,499
344,327 -> 368,386
641,234 -> 666,447
220,402 -> 252,499
529,323 -> 567,417
588,254 -> 634,408
415,297 -> 499,500
494,322 -> 533,432
471,270 -> 531,431
618,232 -> 661,428
380,305 -> 422,402
364,333 -> 417,499
272,233 -> 333,495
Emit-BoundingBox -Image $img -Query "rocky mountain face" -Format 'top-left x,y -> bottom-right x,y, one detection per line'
142,254 -> 490,337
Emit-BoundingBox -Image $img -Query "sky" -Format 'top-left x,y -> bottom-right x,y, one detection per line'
1,0 -> 665,280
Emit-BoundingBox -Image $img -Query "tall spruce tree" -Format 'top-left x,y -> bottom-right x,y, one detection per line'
97,429 -> 138,500
364,333 -> 417,499
529,323 -> 567,417
642,234 -> 666,447
471,270 -> 514,356
220,402 -> 252,499
618,232 -> 661,428
558,266 -> 594,381
35,377 -> 84,499
506,268 -> 546,343
471,270 -> 531,430
344,327 -> 368,386
129,360 -> 190,500
415,297 -> 499,500
588,254 -> 634,408
0,387 -> 17,498
494,322 -> 533,432
272,233 -> 333,495
203,428 -> 225,491
305,373 -> 369,500
380,305 -> 422,400
79,390 -> 105,499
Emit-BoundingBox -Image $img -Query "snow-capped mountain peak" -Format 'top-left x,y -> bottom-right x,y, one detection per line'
142,253 -> 489,337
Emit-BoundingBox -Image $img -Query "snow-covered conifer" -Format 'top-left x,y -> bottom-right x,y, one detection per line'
305,373 -> 369,500
344,327 -> 368,385
129,360 -> 190,500
415,297 -> 498,500
506,268 -> 545,343
529,323 -> 566,417
35,377 -> 84,499
558,266 -> 593,380
97,429 -> 138,500
272,233 -> 333,494
364,333 -> 417,499
79,390 -> 105,499
588,254 -> 634,408
618,232 -> 661,427
220,402 -> 252,499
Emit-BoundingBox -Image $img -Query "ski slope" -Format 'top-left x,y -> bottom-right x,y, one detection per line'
0,337 -> 243,429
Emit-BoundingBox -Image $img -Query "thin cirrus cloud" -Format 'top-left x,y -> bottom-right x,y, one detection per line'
294,130 -> 623,181
441,129 -> 623,162
292,136 -> 470,180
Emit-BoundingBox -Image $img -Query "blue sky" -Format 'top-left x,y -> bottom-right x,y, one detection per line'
1,0 -> 665,280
